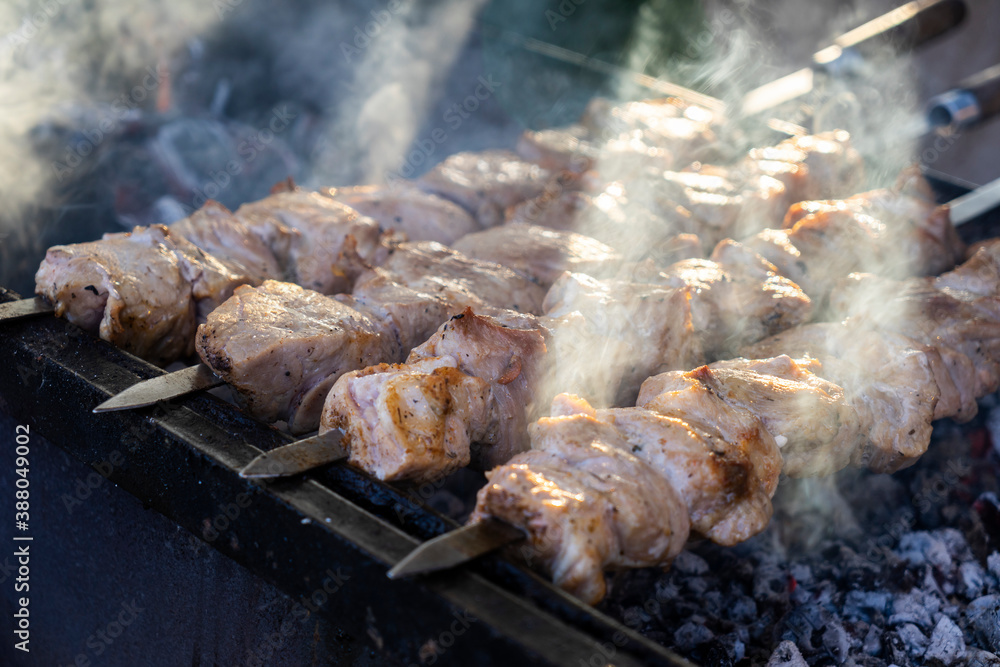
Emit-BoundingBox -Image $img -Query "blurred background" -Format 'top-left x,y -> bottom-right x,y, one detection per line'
1,0 -> 998,294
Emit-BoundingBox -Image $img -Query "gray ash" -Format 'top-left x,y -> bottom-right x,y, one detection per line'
600,402 -> 1000,666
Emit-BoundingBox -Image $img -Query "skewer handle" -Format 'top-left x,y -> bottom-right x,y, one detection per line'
928,63 -> 1000,129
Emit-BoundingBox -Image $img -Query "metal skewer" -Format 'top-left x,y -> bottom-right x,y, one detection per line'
92,363 -> 223,412
0,297 -> 54,322
239,430 -> 348,479
387,519 -> 526,580
741,0 -> 967,116
947,175 -> 1000,227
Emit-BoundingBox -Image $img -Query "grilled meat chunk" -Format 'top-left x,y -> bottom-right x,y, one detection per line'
196,280 -> 399,433
471,407 -> 690,604
373,241 -> 546,315
642,356 -> 862,478
578,96 -> 718,161
417,150 -> 557,227
828,243 -> 1000,418
452,223 -> 622,288
742,322 -> 940,473
171,200 -> 283,284
406,309 -> 548,469
751,130 -> 864,202
555,393 -> 780,545
321,309 -> 549,481
543,272 -> 705,404
654,249 -> 812,358
322,356 -> 492,482
35,224 -> 253,364
328,183 -> 478,245
515,126 -> 598,174
630,369 -> 782,542
234,190 -> 382,294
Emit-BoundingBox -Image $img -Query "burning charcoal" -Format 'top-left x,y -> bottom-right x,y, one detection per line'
750,611 -> 776,642
653,578 -> 680,602
937,528 -> 973,562
726,595 -> 758,624
672,621 -> 714,653
765,640 -> 808,667
754,556 -> 790,604
843,591 -> 891,623
889,591 -> 937,629
863,624 -> 883,656
960,561 -> 988,600
967,649 -> 1000,667
976,493 -> 1000,548
967,595 -> 1000,653
895,623 -> 930,657
884,630 -> 914,667
702,590 -> 724,619
789,563 -> 812,586
774,603 -> 832,655
924,616 -> 967,665
673,550 -> 710,576
896,531 -> 953,571
701,641 -> 735,667
821,618 -> 851,663
715,632 -> 746,663
989,553 -> 1000,583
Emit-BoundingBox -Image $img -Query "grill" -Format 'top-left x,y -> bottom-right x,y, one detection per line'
1,174 -> 997,666
3,1 -> 1000,665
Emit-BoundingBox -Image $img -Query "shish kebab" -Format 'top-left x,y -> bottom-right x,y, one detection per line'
28,87 -> 727,401
8,105 -> 982,460
388,237 -> 1000,604
80,120 -> 853,414
244,159 -> 965,483
130,132 -> 893,437
70,129 -> 960,448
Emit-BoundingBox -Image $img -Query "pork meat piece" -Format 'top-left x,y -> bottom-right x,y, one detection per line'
553,393 -> 780,545
742,322 -> 941,473
171,200 -> 283,283
340,269 -> 459,353
578,96 -> 718,161
630,369 -> 782,542
35,224 -> 253,364
327,182 -> 479,245
784,193 -> 963,280
543,272 -> 705,404
515,126 -> 598,174
321,309 -> 548,481
645,356 -> 862,478
321,356 -> 492,482
406,308 -> 549,468
36,226 -> 198,364
471,409 -> 690,604
830,270 -> 1000,416
196,280 -> 400,433
235,190 -> 382,294
655,250 -> 812,357
755,130 -> 864,201
503,186 -> 680,265
452,223 -> 622,288
375,241 -> 546,314
934,239 -> 1000,297
417,150 -> 556,227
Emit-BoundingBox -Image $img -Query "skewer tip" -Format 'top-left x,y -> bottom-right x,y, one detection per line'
387,520 -> 525,580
